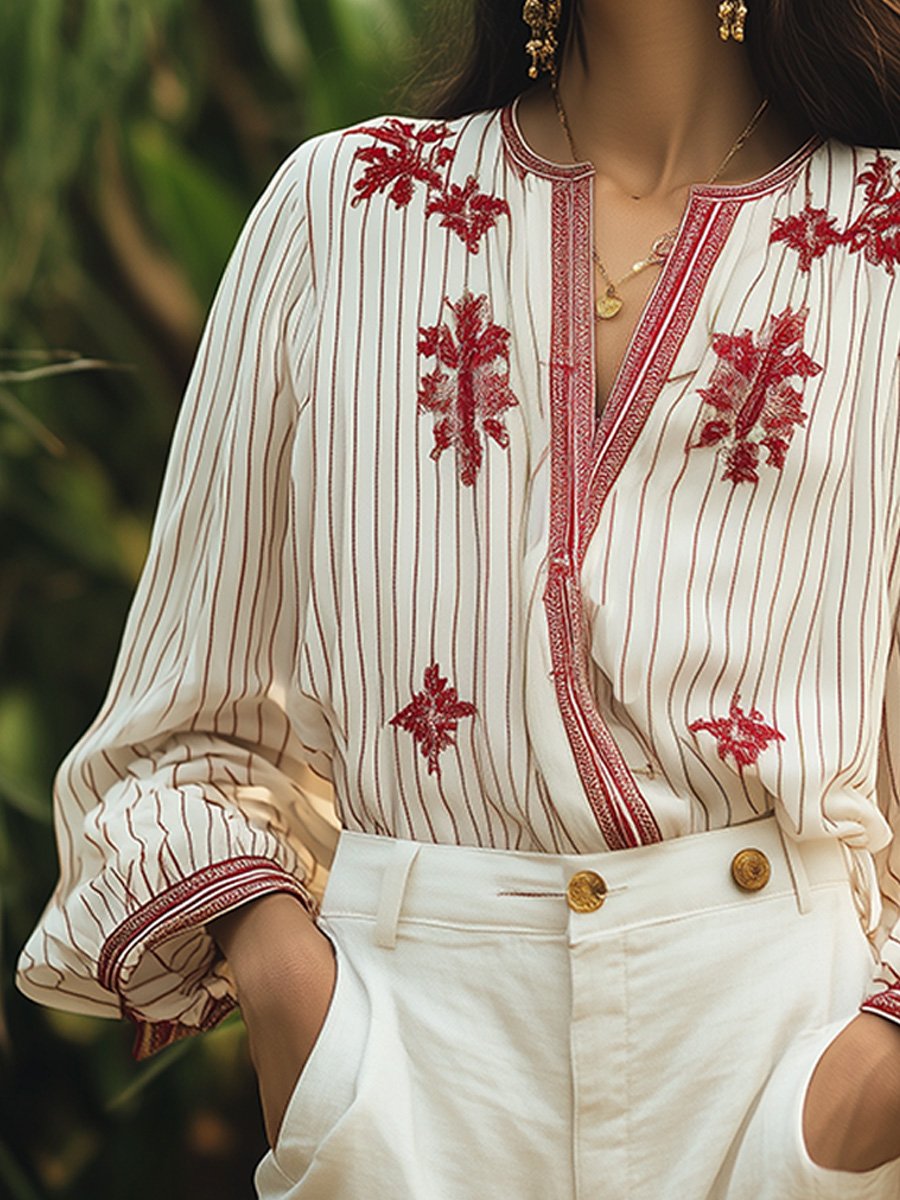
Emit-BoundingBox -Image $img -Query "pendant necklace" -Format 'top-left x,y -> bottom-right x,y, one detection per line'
551,85 -> 770,320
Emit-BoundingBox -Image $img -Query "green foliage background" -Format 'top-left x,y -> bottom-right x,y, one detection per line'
0,2 -> 451,1195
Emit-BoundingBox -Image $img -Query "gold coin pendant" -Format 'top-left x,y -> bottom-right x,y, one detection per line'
596,291 -> 623,320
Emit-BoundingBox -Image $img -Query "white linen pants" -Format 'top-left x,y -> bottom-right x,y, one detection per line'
254,816 -> 900,1199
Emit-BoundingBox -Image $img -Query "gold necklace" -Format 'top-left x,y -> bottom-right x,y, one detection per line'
551,85 -> 770,319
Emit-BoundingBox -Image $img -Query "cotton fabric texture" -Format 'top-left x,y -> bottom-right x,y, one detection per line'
256,819 -> 900,1200
14,100 -> 900,1073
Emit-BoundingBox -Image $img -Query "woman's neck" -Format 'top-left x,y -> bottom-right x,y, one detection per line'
519,0 -> 811,199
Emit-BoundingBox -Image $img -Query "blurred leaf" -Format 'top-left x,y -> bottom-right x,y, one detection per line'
330,0 -> 411,69
0,355 -> 134,384
0,765 -> 51,824
0,1139 -> 45,1200
104,1038 -> 196,1114
0,388 -> 66,458
253,0 -> 310,81
0,689 -> 51,808
43,1010 -> 109,1048
9,450 -> 140,581
127,123 -> 246,303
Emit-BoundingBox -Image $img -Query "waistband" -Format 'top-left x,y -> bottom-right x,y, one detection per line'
320,816 -> 853,947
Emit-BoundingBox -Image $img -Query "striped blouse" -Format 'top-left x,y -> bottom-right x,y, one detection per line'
16,99 -> 900,1057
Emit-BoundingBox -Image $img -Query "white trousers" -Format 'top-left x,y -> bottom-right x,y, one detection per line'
254,817 -> 900,1199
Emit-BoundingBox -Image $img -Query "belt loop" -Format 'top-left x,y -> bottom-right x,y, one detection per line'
778,825 -> 812,915
374,840 -> 421,949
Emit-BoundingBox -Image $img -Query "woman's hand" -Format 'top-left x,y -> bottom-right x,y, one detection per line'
803,1012 -> 900,1172
209,894 -> 337,1147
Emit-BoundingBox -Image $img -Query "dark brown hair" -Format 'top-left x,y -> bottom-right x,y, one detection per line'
425,0 -> 900,148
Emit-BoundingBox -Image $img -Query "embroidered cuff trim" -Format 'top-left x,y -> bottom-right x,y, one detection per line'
98,857 -> 318,998
860,987 -> 900,1025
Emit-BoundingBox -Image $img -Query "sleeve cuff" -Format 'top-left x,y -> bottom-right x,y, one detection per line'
97,856 -> 318,1059
125,995 -> 238,1060
860,984 -> 900,1029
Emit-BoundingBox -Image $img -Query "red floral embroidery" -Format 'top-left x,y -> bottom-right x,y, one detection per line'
769,205 -> 841,272
349,119 -> 455,209
690,305 -> 822,484
390,663 -> 477,777
348,121 -> 508,252
771,152 -> 900,273
688,693 -> 785,771
426,174 -> 511,255
418,291 -> 519,485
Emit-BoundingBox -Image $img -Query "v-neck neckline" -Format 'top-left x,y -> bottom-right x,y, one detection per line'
500,94 -> 825,466
501,91 -> 825,536
501,92 -> 824,198
500,96 -> 823,849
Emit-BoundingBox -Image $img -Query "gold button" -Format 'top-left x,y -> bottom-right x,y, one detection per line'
567,870 -> 608,913
731,848 -> 771,892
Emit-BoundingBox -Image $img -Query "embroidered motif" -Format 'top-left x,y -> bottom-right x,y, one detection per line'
690,305 -> 822,485
390,662 -> 477,778
348,120 -> 509,253
425,174 -> 511,256
688,693 -> 786,770
769,205 -> 841,272
418,291 -> 519,485
349,119 -> 455,209
771,151 -> 900,273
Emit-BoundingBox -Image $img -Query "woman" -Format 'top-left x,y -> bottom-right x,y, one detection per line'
16,0 -> 900,1196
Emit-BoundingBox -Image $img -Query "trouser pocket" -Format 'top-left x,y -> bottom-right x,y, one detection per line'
255,916 -> 370,1195
759,1014 -> 900,1199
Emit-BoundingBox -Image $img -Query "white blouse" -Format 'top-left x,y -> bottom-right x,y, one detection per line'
16,99 -> 900,1057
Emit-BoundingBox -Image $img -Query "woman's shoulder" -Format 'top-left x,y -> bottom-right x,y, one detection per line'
822,136 -> 900,174
809,135 -> 900,201
273,107 -> 507,213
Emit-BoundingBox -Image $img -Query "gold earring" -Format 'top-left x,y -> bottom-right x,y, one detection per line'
718,0 -> 748,41
523,0 -> 562,79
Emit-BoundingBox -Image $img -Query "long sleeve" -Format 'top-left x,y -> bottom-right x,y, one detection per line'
15,143 -> 339,1059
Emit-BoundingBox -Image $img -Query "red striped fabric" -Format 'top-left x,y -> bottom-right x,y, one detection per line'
16,100 -> 900,1055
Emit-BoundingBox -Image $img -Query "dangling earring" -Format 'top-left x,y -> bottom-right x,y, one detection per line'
523,0 -> 562,80
718,0 -> 748,41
